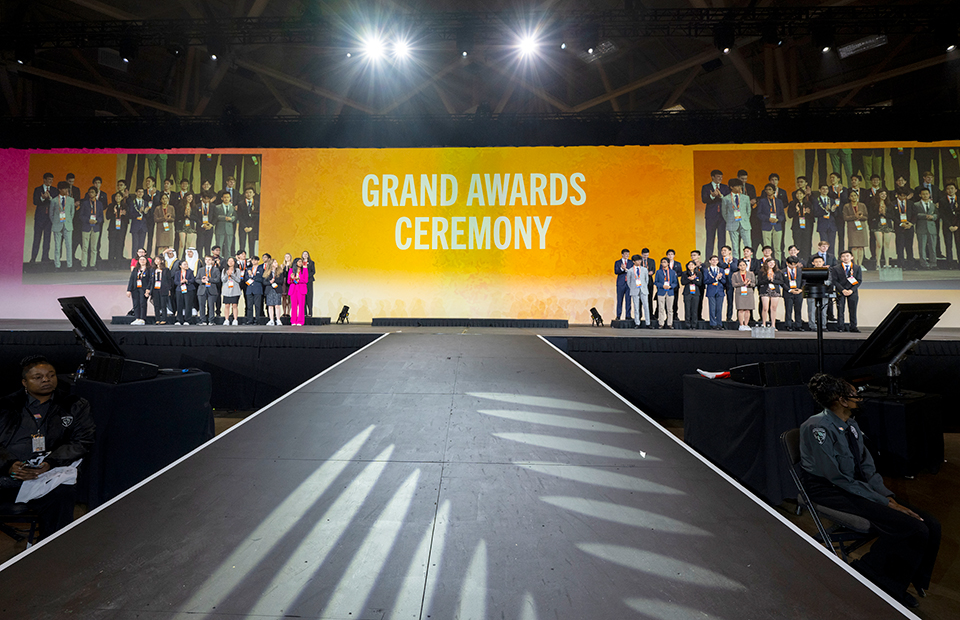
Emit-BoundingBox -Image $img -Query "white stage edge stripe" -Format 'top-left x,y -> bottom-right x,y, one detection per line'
0,332 -> 392,574
535,334 -> 919,620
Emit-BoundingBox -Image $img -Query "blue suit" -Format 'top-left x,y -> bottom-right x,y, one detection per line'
703,266 -> 727,327
813,194 -> 838,250
614,257 -> 632,320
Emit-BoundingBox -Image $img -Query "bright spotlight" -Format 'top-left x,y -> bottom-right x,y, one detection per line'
821,46 -> 831,53
393,39 -> 410,59
518,34 -> 539,57
560,42 -> 566,50
587,47 -> 594,54
346,52 -> 352,58
362,36 -> 385,60
462,51 -> 468,57
210,53 -> 218,61
949,44 -> 957,52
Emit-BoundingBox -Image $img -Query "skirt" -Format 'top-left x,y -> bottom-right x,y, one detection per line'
223,295 -> 241,304
734,288 -> 756,311
265,285 -> 282,306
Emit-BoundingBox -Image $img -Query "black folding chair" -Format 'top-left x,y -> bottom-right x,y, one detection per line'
0,501 -> 40,546
780,428 -> 876,562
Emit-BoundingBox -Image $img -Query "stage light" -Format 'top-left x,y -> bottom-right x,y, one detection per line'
392,39 -> 410,60
346,52 -> 352,58
713,25 -> 735,55
518,33 -> 539,57
457,28 -> 474,58
936,22 -> 959,52
208,38 -> 227,62
587,47 -> 594,55
812,24 -> 834,54
362,36 -> 385,60
950,44 -> 958,52
838,34 -> 888,59
119,38 -> 138,63
560,42 -> 566,50
14,40 -> 34,65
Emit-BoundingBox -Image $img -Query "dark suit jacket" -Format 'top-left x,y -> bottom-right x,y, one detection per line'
915,184 -> 942,205
238,196 -> 260,233
78,198 -> 104,232
832,263 -> 862,293
783,263 -> 803,293
701,182 -> 730,222
614,258 -> 631,284
942,196 -> 959,227
702,266 -> 726,296
173,268 -> 196,292
33,185 -> 55,224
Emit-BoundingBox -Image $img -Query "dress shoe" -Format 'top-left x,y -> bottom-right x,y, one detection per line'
850,327 -> 860,333
898,592 -> 919,609
915,586 -> 927,598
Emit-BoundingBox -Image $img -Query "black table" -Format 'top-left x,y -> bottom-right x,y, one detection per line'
856,389 -> 944,478
683,374 -> 816,505
72,371 -> 214,508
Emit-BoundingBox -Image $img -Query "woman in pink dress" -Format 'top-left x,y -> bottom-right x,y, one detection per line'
287,257 -> 308,326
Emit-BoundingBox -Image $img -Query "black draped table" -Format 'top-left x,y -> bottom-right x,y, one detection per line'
72,370 -> 214,508
682,374 -> 817,505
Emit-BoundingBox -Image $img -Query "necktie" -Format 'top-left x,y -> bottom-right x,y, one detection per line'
845,427 -> 867,482
846,265 -> 851,278
735,195 -> 740,208
61,197 -> 64,207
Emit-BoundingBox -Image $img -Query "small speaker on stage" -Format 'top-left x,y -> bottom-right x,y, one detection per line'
590,307 -> 603,327
337,305 -> 350,324
729,361 -> 802,387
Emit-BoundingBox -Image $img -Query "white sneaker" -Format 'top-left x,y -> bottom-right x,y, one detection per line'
268,319 -> 276,325
174,321 -> 182,326
223,320 -> 231,327
739,325 -> 750,331
232,319 -> 239,326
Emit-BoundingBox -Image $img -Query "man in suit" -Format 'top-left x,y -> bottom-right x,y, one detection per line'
768,173 -> 790,258
216,190 -> 237,258
614,249 -> 632,321
911,188 -> 939,270
128,188 -> 150,260
701,169 -> 729,258
703,255 -> 726,330
809,240 -> 838,268
637,248 -> 656,324
238,187 -> 260,257
196,254 -> 221,326
832,251 -> 862,332
78,187 -> 104,271
734,170 -> 760,253
244,255 -> 265,325
943,182 -> 959,269
196,191 -> 218,257
49,182 -> 74,270
721,178 -> 751,258
626,254 -> 650,328
894,190 -> 916,270
814,183 -> 839,250
31,173 -> 56,263
827,173 -> 847,252
915,171 -> 944,260
719,245 -> 736,322
665,249 -> 684,322
783,255 -> 804,331
788,186 -> 814,259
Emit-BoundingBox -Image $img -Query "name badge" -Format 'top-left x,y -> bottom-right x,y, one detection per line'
689,284 -> 697,293
163,222 -> 170,231
855,221 -> 863,231
834,198 -> 840,206
246,279 -> 254,286
733,209 -> 742,220
880,216 -> 887,226
769,214 -> 777,222
799,217 -> 806,229
205,282 -> 211,287
59,211 -> 66,221
137,215 -> 143,220
185,218 -> 191,227
789,279 -> 797,289
271,282 -> 278,289
136,279 -> 143,288
847,276 -> 859,286
724,268 -> 730,276
227,281 -> 235,289
899,212 -> 907,222
740,286 -> 749,295
824,213 -> 830,219
180,283 -> 187,293
635,278 -> 642,287
115,219 -> 121,229
768,283 -> 775,290
202,214 -> 209,223
154,279 -> 161,289
32,434 -> 45,453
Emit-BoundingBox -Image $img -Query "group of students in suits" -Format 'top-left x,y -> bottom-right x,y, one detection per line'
614,238 -> 863,332
702,168 -> 960,272
30,172 -> 261,270
125,247 -> 316,327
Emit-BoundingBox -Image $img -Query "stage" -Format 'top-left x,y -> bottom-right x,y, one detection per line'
0,327 -> 933,619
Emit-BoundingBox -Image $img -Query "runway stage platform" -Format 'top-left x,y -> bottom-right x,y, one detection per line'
0,330 -> 919,619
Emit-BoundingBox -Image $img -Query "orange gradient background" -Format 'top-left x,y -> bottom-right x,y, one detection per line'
260,146 -> 693,322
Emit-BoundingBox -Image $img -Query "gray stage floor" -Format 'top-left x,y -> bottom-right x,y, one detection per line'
0,333 -> 916,619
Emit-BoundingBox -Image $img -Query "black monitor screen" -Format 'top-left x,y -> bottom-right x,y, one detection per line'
58,296 -> 125,358
844,302 -> 950,371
